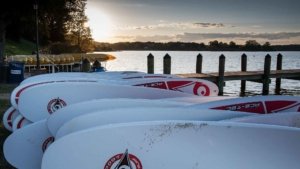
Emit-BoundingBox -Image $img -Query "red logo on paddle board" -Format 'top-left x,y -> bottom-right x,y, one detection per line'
47,98 -> 67,114
42,137 -> 55,152
104,149 -> 142,169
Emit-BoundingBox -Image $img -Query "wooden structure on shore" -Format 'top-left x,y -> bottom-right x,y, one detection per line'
147,53 -> 300,96
6,53 -> 115,74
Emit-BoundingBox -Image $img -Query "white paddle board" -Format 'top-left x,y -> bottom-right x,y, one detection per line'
3,120 -> 53,169
42,120 -> 300,169
223,111 -> 300,128
20,72 -> 100,85
47,98 -> 188,136
93,71 -> 146,79
12,114 -> 32,131
55,107 -> 251,139
161,96 -> 237,104
12,76 -> 217,108
190,95 -> 300,114
2,106 -> 20,132
18,82 -> 193,122
3,106 -> 249,169
20,71 -> 144,85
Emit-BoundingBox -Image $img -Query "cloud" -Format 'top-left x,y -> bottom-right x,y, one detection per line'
176,32 -> 300,41
193,23 -> 225,28
113,22 -> 227,31
113,35 -> 176,42
111,32 -> 300,44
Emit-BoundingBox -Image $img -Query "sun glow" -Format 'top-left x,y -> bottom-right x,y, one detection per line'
86,5 -> 113,42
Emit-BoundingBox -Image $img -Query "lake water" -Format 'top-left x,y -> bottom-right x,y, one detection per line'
98,51 -> 300,96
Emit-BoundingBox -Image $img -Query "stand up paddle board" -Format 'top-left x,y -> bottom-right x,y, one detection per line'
3,120 -> 53,169
55,107 -> 251,139
17,82 -> 193,122
12,76 -> 217,108
4,106 -> 250,169
161,96 -> 237,104
223,111 -> 300,128
20,72 -> 101,85
189,95 -> 300,114
42,121 -> 300,169
47,98 -> 188,136
2,107 -> 20,132
20,71 -> 144,85
12,114 -> 32,131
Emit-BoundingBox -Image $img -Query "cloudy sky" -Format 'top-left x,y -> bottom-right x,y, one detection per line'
86,0 -> 300,44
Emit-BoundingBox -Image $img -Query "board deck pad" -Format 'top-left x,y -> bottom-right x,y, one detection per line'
42,121 -> 300,169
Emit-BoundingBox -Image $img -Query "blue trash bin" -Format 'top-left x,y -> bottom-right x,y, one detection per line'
8,61 -> 25,83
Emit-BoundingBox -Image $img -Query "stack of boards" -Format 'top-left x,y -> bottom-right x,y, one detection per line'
2,71 -> 300,169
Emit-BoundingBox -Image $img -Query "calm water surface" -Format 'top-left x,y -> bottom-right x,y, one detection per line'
98,51 -> 300,96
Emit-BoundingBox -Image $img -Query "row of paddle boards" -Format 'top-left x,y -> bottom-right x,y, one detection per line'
2,71 -> 300,169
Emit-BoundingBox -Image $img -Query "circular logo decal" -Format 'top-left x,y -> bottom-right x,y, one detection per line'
193,82 -> 210,96
104,149 -> 142,169
47,98 -> 67,114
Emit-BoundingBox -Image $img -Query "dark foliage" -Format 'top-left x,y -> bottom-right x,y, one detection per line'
0,0 -> 93,59
94,40 -> 300,51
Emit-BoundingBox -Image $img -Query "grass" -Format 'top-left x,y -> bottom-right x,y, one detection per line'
5,39 -> 36,56
0,84 -> 18,94
0,84 -> 17,169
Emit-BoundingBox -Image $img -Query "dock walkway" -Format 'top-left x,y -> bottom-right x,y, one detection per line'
177,69 -> 300,81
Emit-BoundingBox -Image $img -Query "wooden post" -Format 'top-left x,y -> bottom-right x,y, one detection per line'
217,54 -> 225,96
81,58 -> 91,72
147,53 -> 154,74
196,53 -> 203,74
240,53 -> 247,96
163,53 -> 171,74
275,53 -> 282,95
262,54 -> 271,95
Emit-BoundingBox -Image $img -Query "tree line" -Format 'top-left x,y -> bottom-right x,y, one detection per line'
0,0 -> 93,65
94,40 -> 300,51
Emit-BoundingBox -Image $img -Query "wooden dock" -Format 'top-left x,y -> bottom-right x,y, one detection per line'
147,53 -> 300,96
177,69 -> 300,81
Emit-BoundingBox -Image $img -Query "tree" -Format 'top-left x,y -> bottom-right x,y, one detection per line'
262,41 -> 273,51
0,1 -> 26,64
65,0 -> 94,52
244,40 -> 261,51
208,40 -> 220,50
0,0 -> 94,58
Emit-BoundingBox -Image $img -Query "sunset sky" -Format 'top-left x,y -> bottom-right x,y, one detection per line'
86,0 -> 300,45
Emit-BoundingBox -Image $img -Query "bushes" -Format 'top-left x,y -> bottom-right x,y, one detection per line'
48,42 -> 81,54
